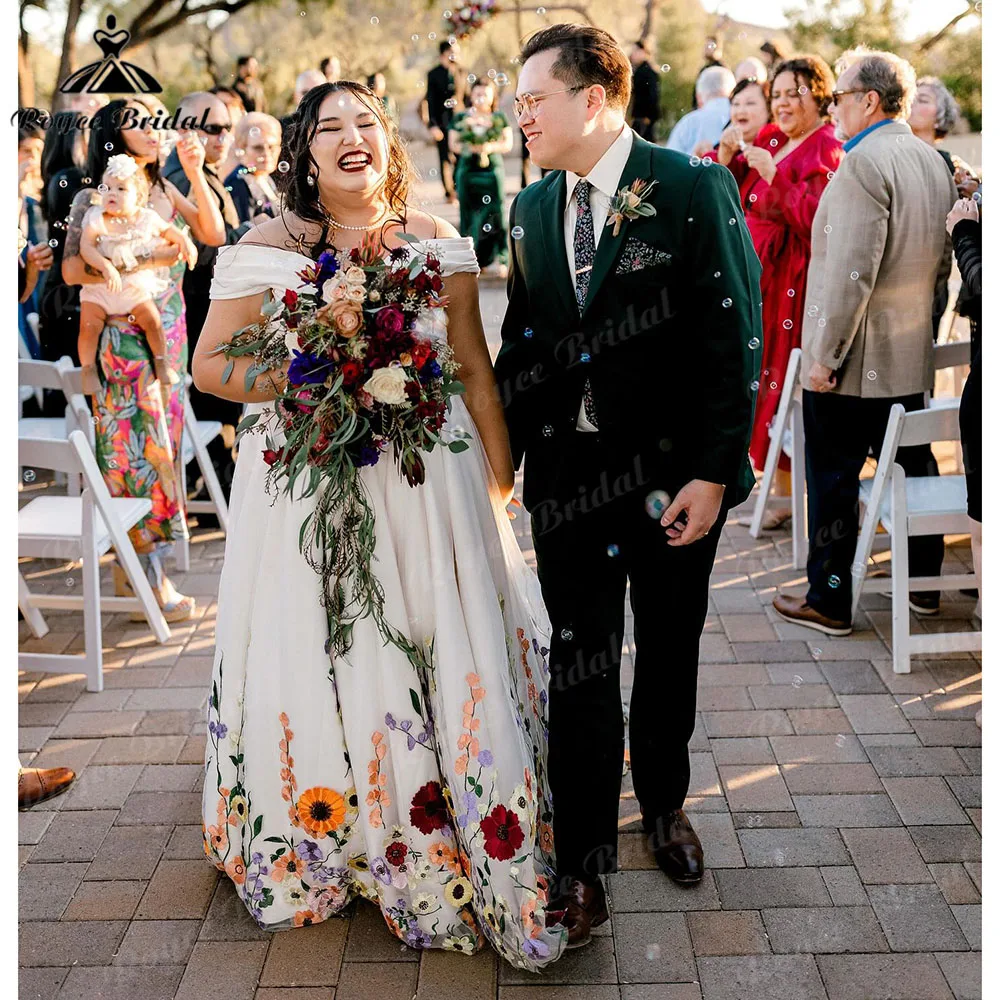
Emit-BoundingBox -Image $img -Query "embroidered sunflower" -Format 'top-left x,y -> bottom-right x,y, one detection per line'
297,786 -> 347,836
444,876 -> 474,907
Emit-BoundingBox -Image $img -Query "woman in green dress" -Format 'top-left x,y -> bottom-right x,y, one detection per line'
448,78 -> 513,279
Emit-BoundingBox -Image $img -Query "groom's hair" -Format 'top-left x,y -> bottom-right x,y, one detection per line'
520,24 -> 632,112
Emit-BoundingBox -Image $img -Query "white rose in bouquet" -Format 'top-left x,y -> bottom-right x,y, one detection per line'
322,274 -> 347,303
365,365 -> 409,405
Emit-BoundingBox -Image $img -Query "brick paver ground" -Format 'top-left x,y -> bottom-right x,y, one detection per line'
19,138 -> 981,1000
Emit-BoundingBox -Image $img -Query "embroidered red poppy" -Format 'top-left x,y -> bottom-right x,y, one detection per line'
481,804 -> 524,861
409,781 -> 449,835
385,840 -> 408,867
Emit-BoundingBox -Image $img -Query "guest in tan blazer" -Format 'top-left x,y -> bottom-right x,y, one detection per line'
774,46 -> 957,636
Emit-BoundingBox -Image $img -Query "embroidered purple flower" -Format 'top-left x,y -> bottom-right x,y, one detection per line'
385,712 -> 397,729
208,720 -> 228,739
250,852 -> 264,865
370,856 -> 392,885
523,936 -> 550,960
456,790 -> 480,828
296,839 -> 323,862
406,927 -> 433,949
477,749 -> 494,767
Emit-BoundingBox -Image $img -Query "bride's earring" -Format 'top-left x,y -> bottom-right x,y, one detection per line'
306,174 -> 316,186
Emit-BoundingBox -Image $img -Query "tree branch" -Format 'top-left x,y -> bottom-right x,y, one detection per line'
129,0 -> 259,47
503,1 -> 595,27
918,1 -> 979,53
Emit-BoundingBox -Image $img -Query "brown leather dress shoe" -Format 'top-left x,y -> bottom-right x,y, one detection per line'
18,767 -> 75,809
773,594 -> 852,636
646,809 -> 704,885
545,876 -> 609,949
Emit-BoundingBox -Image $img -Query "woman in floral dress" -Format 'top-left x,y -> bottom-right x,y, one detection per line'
193,82 -> 566,969
63,99 -> 225,619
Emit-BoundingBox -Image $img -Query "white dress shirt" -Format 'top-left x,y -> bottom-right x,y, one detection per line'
563,125 -> 634,432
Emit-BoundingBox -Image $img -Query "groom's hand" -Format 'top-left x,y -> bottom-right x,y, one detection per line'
660,480 -> 725,546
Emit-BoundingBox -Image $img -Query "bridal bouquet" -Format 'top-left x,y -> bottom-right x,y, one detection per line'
454,113 -> 506,168
213,232 -> 468,666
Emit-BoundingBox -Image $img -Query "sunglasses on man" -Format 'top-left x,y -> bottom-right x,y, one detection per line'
198,122 -> 233,136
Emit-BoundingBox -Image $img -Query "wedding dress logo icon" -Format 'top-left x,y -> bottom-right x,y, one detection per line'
59,15 -> 162,95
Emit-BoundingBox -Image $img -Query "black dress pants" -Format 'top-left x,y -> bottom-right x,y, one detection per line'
802,390 -> 944,620
530,434 -> 723,881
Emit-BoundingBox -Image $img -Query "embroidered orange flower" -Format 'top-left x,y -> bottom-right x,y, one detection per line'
539,821 -> 554,854
293,908 -> 318,927
428,841 -> 456,867
297,787 -> 347,836
270,851 -> 307,883
225,854 -> 247,885
206,822 -> 228,855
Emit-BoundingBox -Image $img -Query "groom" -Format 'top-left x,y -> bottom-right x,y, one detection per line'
496,24 -> 761,946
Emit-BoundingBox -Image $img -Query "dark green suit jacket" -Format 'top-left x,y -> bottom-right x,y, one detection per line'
494,132 -> 762,512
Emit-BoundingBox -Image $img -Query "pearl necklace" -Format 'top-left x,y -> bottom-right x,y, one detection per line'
327,210 -> 389,231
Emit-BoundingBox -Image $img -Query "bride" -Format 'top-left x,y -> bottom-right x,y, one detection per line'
192,81 -> 566,968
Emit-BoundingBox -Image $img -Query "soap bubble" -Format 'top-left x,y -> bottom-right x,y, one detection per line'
828,575 -> 841,589
792,675 -> 803,688
277,161 -> 290,173
23,469 -> 36,483
482,223 -> 492,232
370,15 -> 379,24
59,178 -> 68,188
850,271 -> 860,280
661,64 -> 671,73
511,226 -> 525,239
824,224 -> 832,234
835,734 -> 847,747
48,238 -> 58,248
689,156 -> 700,167
866,370 -> 878,381
482,195 -> 492,204
748,337 -> 760,349
559,627 -> 573,640
644,490 -> 671,518
104,142 -> 114,151
722,298 -> 733,308
646,943 -> 661,960
783,320 -> 793,330
607,544 -> 620,558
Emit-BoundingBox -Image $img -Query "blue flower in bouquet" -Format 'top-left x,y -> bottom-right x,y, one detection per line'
419,359 -> 442,382
287,350 -> 335,385
358,444 -> 381,467
315,250 -> 340,286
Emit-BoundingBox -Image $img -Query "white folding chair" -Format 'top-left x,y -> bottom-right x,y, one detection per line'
18,430 -> 171,692
175,379 -> 230,571
850,400 -> 980,673
748,347 -> 808,569
18,357 -> 84,496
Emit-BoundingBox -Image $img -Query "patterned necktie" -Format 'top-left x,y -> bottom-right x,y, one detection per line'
572,178 -> 598,427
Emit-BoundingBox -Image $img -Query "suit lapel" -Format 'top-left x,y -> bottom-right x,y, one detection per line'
583,134 -> 654,315
535,172 -> 579,321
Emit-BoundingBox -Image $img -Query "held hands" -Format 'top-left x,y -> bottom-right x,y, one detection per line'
26,242 -> 53,272
717,125 -> 744,165
946,196 -> 979,235
104,263 -> 123,294
806,361 -> 837,393
744,146 -> 776,184
660,480 -> 725,546
180,233 -> 199,269
176,130 -> 206,175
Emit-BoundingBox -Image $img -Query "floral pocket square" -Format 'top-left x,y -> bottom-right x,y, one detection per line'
615,238 -> 672,274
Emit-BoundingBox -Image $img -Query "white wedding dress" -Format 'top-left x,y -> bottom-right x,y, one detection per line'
202,239 -> 566,969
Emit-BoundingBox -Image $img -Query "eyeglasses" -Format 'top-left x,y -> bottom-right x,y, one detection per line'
512,87 -> 582,119
830,88 -> 871,107
199,122 -> 233,136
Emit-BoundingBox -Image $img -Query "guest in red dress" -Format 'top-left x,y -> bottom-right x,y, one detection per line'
697,76 -> 772,177
718,55 -> 843,527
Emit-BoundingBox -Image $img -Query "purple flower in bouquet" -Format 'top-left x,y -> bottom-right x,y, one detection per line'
358,445 -> 380,467
287,350 -> 335,386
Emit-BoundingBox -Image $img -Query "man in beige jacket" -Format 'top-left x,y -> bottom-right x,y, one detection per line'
774,47 -> 957,635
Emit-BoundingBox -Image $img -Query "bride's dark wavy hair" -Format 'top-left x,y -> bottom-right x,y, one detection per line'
276,81 -> 415,253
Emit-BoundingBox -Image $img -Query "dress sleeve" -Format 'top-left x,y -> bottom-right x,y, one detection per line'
415,237 -> 480,277
951,219 -> 982,299
755,133 -> 843,241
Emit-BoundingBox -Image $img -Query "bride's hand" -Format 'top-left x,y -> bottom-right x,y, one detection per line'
506,495 -> 521,520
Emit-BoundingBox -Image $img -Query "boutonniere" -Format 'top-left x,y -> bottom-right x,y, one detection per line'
606,178 -> 658,237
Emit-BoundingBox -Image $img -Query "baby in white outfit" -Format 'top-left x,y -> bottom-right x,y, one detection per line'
78,154 -> 197,400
